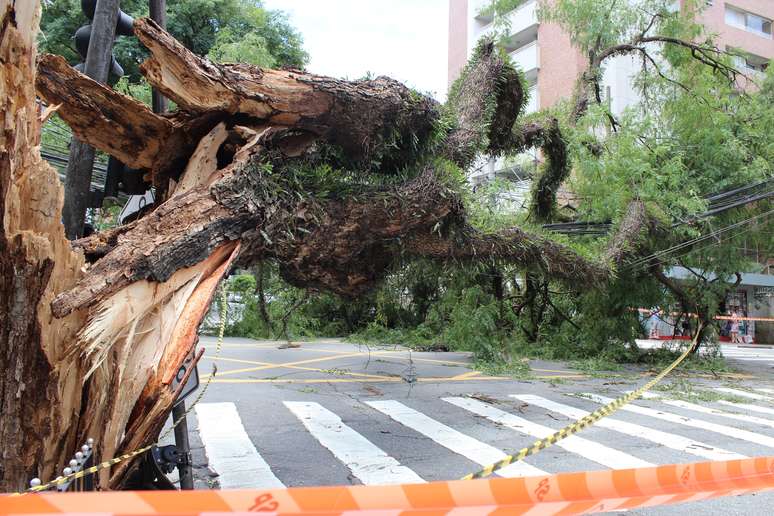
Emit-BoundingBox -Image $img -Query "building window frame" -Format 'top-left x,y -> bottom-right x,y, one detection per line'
725,5 -> 773,39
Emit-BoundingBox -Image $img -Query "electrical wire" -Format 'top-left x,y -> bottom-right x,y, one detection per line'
621,208 -> 774,273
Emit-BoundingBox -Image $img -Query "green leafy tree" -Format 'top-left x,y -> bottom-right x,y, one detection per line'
347,0 -> 772,361
40,0 -> 308,82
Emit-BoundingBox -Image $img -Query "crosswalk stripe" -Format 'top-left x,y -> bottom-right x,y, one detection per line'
284,401 -> 424,485
444,396 -> 652,469
717,400 -> 774,417
366,400 -> 547,478
581,393 -> 774,449
756,388 -> 774,394
638,392 -> 774,429
512,395 -> 745,462
194,402 -> 284,489
721,351 -> 774,355
715,387 -> 774,401
721,357 -> 774,361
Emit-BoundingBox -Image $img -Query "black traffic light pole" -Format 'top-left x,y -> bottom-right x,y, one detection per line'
62,0 -> 122,239
149,0 -> 169,114
148,0 -> 194,491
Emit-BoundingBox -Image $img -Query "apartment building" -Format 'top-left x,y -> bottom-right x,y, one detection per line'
449,1 -> 774,114
448,0 -> 773,192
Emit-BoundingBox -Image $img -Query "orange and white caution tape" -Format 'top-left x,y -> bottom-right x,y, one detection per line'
2,457 -> 773,515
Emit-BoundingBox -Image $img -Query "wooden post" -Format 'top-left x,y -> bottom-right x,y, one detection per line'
62,0 -> 122,239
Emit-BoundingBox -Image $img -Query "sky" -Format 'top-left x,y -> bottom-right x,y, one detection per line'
262,0 -> 450,101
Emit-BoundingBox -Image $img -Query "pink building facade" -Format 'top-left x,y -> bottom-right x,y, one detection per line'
449,0 -> 774,112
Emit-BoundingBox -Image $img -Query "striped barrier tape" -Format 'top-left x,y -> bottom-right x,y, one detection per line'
636,307 -> 774,323
17,288 -> 230,495
461,323 -> 704,480
2,457 -> 773,514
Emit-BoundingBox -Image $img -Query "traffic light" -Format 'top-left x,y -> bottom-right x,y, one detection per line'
73,1 -> 150,204
73,0 -> 135,79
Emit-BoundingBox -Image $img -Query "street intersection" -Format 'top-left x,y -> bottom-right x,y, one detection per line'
169,336 -> 774,514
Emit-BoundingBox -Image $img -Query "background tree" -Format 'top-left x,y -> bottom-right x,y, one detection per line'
39,0 -> 309,82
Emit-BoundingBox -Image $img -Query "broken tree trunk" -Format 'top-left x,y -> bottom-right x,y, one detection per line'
1,2 -> 246,491
1,0 -> 87,491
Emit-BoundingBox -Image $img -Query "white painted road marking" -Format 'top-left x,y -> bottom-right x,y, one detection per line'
194,402 -> 284,489
717,400 -> 774,417
756,388 -> 774,395
721,357 -> 774,361
638,392 -> 774,429
284,401 -> 424,485
512,395 -> 745,462
581,393 -> 774,449
444,396 -> 652,469
715,387 -> 774,401
366,400 -> 547,477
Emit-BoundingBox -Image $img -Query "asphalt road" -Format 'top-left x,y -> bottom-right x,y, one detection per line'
166,336 -> 774,514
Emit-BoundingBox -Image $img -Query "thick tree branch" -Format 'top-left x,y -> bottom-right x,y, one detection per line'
36,54 -> 173,169
134,17 -> 439,171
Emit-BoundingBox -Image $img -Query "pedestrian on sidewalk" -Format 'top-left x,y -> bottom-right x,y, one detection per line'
730,311 -> 741,343
648,307 -> 660,339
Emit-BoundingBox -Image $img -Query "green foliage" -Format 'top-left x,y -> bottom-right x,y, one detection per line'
653,379 -> 745,402
42,0 -> 773,371
208,30 -> 275,67
538,0 -> 703,56
40,0 -> 308,83
113,76 -> 153,106
224,265 -> 378,340
473,358 -> 532,379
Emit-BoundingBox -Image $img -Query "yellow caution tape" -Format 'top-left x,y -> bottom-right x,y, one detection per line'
461,322 -> 705,480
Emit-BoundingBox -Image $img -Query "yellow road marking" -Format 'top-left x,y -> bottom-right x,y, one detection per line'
452,370 -> 483,380
212,345 -> 474,367
236,346 -> 579,374
203,349 -> 586,380
203,353 -> 396,379
204,353 -> 360,376
208,374 -> 586,384
219,344 -> 280,349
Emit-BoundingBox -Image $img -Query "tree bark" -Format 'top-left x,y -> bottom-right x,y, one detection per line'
0,0 -> 87,491
1,4 -> 242,490
61,0 -> 121,239
134,18 -> 439,173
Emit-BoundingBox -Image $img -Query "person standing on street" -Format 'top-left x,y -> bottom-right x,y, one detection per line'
730,311 -> 741,343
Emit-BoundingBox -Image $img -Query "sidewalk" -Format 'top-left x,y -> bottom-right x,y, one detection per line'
636,338 -> 774,350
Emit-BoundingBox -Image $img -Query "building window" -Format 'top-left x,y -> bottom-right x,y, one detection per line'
731,50 -> 771,74
726,6 -> 773,38
745,59 -> 769,73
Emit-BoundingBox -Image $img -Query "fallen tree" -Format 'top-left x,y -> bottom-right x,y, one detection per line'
2,0 -> 766,492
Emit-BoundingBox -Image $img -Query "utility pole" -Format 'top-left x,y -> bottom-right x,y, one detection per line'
148,0 -> 194,491
62,0 -> 122,239
149,0 -> 169,114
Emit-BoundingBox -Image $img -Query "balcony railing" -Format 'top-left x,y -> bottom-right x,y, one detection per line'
510,41 -> 539,75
